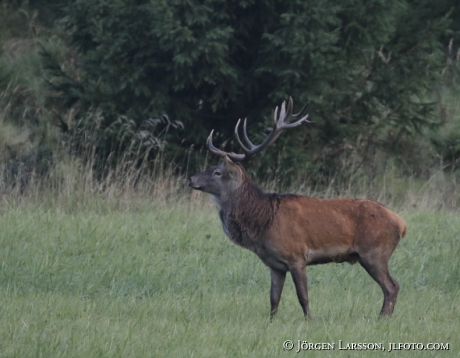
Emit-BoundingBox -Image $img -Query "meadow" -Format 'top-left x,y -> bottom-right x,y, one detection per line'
0,2 -> 459,356
0,183 -> 459,357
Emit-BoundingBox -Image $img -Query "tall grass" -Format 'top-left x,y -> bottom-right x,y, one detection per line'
2,144 -> 460,213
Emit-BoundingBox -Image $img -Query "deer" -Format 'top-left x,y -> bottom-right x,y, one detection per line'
187,98 -> 407,319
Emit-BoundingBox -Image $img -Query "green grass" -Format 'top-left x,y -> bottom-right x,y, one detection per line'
0,201 -> 458,357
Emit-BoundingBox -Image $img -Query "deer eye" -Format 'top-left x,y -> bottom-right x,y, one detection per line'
213,170 -> 221,177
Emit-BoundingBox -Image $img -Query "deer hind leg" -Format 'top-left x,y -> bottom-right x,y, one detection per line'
289,264 -> 312,320
358,255 -> 399,316
270,268 -> 286,320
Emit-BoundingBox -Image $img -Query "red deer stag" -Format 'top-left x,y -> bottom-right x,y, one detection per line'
187,98 -> 407,319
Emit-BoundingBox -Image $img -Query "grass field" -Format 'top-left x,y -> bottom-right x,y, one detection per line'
0,197 -> 458,357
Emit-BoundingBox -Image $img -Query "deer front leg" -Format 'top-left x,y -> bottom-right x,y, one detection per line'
270,268 -> 286,320
290,264 -> 312,320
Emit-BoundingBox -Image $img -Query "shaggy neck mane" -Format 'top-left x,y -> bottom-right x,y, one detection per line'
222,169 -> 280,248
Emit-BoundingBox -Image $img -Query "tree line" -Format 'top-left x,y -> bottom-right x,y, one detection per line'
2,0 -> 460,183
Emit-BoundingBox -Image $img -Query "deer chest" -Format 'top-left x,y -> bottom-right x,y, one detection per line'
218,209 -> 266,252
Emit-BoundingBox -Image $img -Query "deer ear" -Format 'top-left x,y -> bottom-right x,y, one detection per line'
224,155 -> 242,178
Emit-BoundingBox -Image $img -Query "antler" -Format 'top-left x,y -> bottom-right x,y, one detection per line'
207,97 -> 313,162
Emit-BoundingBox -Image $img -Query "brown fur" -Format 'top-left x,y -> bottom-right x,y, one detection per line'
188,156 -> 407,319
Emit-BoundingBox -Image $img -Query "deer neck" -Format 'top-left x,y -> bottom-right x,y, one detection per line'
219,180 -> 279,251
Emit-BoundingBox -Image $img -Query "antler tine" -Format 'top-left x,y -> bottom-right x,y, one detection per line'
207,130 -> 225,158
273,106 -> 279,125
292,101 -> 310,119
279,100 -> 288,125
276,97 -> 314,129
234,118 -> 257,153
242,118 -> 257,149
234,119 -> 247,152
207,129 -> 246,162
232,118 -> 281,161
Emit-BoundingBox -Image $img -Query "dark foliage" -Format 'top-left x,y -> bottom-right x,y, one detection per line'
40,0 -> 458,177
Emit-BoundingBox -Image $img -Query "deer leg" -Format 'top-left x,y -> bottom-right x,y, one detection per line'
359,256 -> 399,316
289,265 -> 312,319
270,268 -> 286,320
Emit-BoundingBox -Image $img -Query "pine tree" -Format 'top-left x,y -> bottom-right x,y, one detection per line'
42,0 -> 456,175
